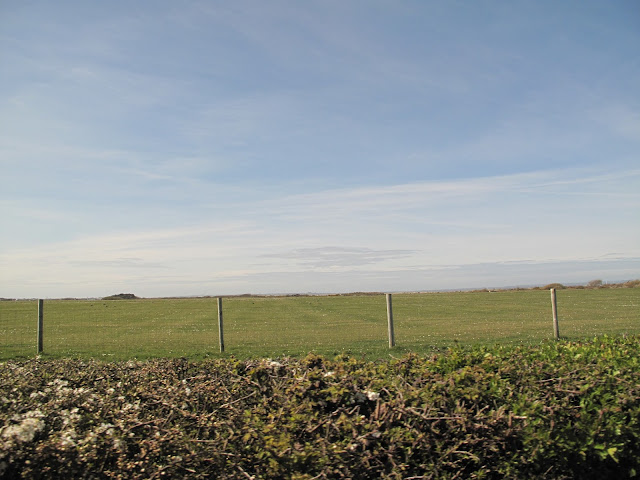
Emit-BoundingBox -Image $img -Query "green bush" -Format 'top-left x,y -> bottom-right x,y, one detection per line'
1,337 -> 639,478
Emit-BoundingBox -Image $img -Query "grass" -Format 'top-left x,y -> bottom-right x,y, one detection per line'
1,288 -> 639,361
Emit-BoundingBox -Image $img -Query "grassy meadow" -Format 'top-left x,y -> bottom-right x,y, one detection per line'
1,287 -> 639,361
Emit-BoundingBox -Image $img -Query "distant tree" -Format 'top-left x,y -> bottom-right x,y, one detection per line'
543,283 -> 565,290
587,279 -> 603,288
103,293 -> 138,300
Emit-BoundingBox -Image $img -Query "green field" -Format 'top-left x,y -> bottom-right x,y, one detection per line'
1,288 -> 639,360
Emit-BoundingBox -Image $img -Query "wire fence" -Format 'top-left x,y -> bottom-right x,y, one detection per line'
1,288 -> 639,360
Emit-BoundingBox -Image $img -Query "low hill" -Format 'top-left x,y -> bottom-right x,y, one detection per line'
102,293 -> 138,300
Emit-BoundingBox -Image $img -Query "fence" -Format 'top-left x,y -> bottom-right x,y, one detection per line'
1,288 -> 639,360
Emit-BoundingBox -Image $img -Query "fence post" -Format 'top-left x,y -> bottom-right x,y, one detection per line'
37,299 -> 44,354
386,293 -> 395,347
550,288 -> 560,339
217,297 -> 225,353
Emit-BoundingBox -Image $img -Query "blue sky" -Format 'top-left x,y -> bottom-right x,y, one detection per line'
1,1 -> 639,298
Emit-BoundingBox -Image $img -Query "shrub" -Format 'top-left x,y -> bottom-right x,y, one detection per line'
1,337 -> 640,479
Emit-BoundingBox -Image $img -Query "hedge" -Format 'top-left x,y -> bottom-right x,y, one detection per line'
2,336 -> 639,479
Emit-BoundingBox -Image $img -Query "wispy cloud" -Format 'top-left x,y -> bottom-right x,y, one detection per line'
262,247 -> 416,270
2,166 -> 638,297
2,2 -> 639,297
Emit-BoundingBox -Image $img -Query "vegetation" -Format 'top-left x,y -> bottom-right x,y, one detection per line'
102,294 -> 139,300
1,286 -> 639,360
1,336 -> 639,479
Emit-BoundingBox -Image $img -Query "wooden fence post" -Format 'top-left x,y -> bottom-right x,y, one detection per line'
550,288 -> 560,339
37,299 -> 44,354
217,297 -> 225,353
386,293 -> 395,347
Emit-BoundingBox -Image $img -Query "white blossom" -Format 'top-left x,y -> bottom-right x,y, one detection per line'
2,411 -> 45,444
365,390 -> 380,401
59,429 -> 77,448
60,408 -> 80,428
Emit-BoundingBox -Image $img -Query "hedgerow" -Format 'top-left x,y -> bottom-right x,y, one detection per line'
1,336 -> 639,479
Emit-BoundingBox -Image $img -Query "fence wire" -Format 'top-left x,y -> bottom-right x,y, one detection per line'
1,288 -> 639,360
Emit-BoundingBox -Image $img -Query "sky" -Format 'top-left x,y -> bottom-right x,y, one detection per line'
1,1 -> 639,298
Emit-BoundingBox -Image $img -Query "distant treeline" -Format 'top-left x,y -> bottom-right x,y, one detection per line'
2,280 -> 638,302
